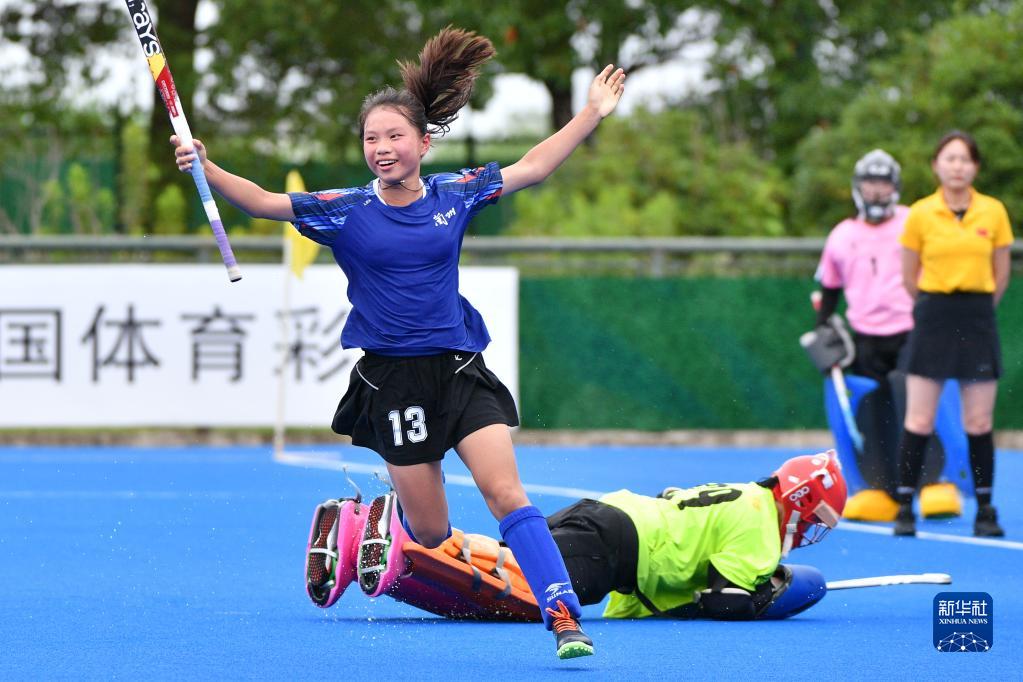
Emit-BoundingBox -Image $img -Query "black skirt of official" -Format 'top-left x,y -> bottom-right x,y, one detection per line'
905,292 -> 1002,381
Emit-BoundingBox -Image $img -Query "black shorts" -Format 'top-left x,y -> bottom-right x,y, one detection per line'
905,292 -> 1001,381
331,351 -> 519,466
546,499 -> 639,606
850,331 -> 909,383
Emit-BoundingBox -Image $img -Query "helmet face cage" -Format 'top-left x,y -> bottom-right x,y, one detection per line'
783,479 -> 831,548
796,520 -> 832,548
791,503 -> 837,549
852,149 -> 901,223
774,451 -> 848,552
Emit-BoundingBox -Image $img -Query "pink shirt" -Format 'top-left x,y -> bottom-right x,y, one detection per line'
816,205 -> 914,336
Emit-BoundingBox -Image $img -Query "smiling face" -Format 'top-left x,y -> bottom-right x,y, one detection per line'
362,106 -> 430,185
932,138 -> 979,193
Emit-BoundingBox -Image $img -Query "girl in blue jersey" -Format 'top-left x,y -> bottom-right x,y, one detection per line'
172,27 -> 625,659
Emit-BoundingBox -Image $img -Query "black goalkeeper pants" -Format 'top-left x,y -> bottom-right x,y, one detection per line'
546,499 -> 639,606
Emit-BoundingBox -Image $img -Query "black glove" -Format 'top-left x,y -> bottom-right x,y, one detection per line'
696,563 -> 772,621
799,314 -> 854,374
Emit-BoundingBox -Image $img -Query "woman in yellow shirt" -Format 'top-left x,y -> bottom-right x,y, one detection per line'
896,130 -> 1013,537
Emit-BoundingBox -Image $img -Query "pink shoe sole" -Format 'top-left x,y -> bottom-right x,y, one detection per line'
357,492 -> 409,598
305,498 -> 367,607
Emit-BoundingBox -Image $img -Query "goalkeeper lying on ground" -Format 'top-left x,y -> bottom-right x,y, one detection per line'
304,450 -> 847,621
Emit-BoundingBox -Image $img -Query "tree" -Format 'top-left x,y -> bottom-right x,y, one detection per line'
436,1 -> 704,132
0,2 -> 122,233
508,108 -> 785,237
701,0 -> 1002,170
0,0 -> 216,233
202,0 -> 432,164
790,2 -> 1023,233
0,2 -> 124,118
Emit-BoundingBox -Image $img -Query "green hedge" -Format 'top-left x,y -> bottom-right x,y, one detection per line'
519,277 -> 1023,430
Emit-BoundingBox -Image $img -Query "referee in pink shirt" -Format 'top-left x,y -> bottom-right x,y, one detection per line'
815,150 -> 957,522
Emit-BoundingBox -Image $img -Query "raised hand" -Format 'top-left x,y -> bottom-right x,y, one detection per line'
588,65 -> 626,118
170,134 -> 208,173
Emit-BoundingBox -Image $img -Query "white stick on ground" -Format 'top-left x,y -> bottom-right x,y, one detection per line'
826,572 -> 952,590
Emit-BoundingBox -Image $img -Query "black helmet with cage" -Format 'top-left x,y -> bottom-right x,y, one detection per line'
852,149 -> 901,224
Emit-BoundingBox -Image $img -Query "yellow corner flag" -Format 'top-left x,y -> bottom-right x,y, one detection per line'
281,169 -> 320,278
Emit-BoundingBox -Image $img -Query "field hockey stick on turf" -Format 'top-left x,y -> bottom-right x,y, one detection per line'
826,573 -> 952,591
831,366 -> 864,452
809,291 -> 864,452
124,0 -> 242,283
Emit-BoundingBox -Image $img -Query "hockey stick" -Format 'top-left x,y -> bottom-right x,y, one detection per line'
826,572 -> 952,591
125,0 -> 242,283
810,291 -> 864,452
831,366 -> 865,453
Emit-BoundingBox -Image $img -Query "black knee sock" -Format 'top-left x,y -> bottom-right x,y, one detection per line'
968,432 -> 995,507
896,429 -> 930,504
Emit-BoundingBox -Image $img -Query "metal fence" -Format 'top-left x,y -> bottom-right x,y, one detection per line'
1,235 -> 1020,277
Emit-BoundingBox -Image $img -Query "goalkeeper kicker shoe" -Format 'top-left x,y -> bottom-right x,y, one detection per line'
920,482 -> 962,519
842,489 -> 899,522
305,497 -> 367,608
546,600 -> 594,660
357,491 -> 410,597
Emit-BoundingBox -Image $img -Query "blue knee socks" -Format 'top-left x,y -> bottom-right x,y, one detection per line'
499,505 -> 582,629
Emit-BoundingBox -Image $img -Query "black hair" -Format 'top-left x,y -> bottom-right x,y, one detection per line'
933,129 -> 982,165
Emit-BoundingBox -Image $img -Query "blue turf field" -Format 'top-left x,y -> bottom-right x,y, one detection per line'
1,444 -> 1019,679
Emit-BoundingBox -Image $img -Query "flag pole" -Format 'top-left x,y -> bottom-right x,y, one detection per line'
273,232 -> 293,458
273,170 -> 316,459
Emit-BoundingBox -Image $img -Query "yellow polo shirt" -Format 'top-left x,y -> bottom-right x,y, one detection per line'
901,188 -> 1013,294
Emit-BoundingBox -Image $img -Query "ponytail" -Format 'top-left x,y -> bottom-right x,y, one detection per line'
359,27 -> 495,137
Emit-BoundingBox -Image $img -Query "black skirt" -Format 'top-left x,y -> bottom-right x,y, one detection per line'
331,350 -> 519,466
905,292 -> 1001,381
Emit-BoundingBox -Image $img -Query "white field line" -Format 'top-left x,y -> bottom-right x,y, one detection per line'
277,450 -> 1023,551
837,519 -> 1023,549
5,449 -> 1018,551
0,490 -> 239,500
273,450 -> 606,500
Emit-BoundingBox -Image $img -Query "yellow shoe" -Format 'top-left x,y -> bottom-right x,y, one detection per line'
842,489 -> 899,522
920,482 -> 962,519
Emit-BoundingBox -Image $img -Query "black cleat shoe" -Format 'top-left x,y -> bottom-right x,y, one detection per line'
974,504 -> 1005,537
545,600 -> 594,660
893,503 -> 916,537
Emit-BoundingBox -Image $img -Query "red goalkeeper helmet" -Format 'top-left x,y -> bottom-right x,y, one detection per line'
772,450 -> 847,556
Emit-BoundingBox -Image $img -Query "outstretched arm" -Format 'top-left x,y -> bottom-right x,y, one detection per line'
172,135 -> 295,221
500,65 -> 625,195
